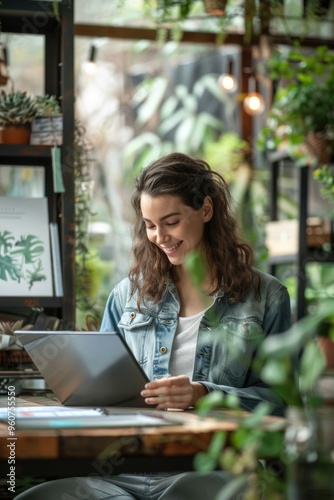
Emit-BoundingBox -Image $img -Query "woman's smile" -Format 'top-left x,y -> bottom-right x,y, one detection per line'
160,241 -> 182,255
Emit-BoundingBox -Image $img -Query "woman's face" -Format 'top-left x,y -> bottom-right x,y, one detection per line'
140,193 -> 213,266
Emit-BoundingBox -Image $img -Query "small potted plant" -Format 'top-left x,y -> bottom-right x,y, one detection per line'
0,90 -> 38,144
258,44 -> 334,168
30,94 -> 62,146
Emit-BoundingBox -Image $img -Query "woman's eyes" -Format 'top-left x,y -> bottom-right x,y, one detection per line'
145,221 -> 179,230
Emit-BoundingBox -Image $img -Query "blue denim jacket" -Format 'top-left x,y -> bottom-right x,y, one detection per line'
100,269 -> 291,416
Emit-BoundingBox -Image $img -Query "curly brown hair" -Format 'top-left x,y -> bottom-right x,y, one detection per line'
129,152 -> 260,306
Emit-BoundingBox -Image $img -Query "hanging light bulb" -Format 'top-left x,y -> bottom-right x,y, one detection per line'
218,57 -> 238,94
82,43 -> 97,75
218,73 -> 238,93
243,75 -> 265,116
243,92 -> 265,115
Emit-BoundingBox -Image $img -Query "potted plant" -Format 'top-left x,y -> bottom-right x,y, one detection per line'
0,92 -> 61,145
0,91 -> 38,144
30,94 -> 62,146
258,45 -> 334,168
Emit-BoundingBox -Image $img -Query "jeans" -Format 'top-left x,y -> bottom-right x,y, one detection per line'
14,471 -> 243,500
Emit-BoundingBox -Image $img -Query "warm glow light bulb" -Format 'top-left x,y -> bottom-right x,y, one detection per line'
83,61 -> 97,75
218,73 -> 238,93
243,92 -> 265,116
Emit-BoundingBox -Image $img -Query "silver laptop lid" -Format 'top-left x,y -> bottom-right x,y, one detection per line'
15,331 -> 150,408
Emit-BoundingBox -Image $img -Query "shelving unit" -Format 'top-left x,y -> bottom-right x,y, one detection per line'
0,1 -> 75,327
267,150 -> 334,320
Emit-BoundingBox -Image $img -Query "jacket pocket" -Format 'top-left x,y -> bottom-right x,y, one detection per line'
220,320 -> 264,384
118,310 -> 154,331
196,320 -> 264,386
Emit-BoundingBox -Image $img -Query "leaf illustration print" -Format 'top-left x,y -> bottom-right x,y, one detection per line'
11,234 -> 45,264
0,230 -> 15,256
26,259 -> 46,290
0,254 -> 23,283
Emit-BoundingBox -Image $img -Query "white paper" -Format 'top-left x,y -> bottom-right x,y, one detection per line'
0,197 -> 53,296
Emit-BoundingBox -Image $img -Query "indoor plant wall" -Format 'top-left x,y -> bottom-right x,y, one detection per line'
258,44 -> 334,168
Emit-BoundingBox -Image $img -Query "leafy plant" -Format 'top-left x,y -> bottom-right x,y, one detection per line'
124,72 -> 227,173
313,164 -> 334,213
258,299 -> 333,408
74,122 -> 103,326
195,393 -> 285,499
121,0 -> 332,44
191,298 -> 334,499
34,94 -> 61,116
0,91 -> 61,127
0,91 -> 38,126
258,44 -> 334,167
185,247 -> 334,497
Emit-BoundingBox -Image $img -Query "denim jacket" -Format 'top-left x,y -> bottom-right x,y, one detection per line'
100,269 -> 291,416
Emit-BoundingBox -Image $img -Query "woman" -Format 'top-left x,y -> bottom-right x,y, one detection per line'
15,152 -> 291,500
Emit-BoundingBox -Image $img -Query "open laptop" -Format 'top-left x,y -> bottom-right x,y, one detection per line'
15,330 -> 150,408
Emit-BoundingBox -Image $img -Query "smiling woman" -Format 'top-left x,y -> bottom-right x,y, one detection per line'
15,152 -> 292,500
141,192 -> 212,265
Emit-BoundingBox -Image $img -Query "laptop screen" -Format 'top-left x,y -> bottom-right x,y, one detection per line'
15,331 -> 150,408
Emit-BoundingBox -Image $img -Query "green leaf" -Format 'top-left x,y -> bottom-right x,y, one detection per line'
193,74 -> 227,104
224,393 -> 240,409
175,84 -> 188,100
261,357 -> 292,386
232,427 -> 263,450
258,314 -> 324,359
256,431 -> 284,458
174,115 -> 196,149
242,402 -> 273,428
208,431 -> 227,460
184,250 -> 206,288
199,112 -> 224,131
137,77 -> 168,125
299,341 -> 326,392
193,452 -> 217,472
214,474 -> 249,500
178,93 -> 197,114
160,95 -> 179,120
123,132 -> 161,161
159,108 -> 189,136
196,390 -> 225,415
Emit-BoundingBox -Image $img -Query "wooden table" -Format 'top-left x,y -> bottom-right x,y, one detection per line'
0,393 -> 284,480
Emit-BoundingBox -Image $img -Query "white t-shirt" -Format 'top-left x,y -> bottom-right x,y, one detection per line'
168,299 -> 215,379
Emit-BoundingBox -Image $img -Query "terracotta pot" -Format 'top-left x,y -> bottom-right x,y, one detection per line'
0,124 -> 31,144
203,0 -> 226,16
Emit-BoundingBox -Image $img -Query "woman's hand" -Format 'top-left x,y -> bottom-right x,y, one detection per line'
141,375 -> 207,410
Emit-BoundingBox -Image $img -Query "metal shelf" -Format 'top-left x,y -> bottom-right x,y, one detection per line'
267,151 -> 334,320
0,0 -> 75,327
0,297 -> 63,308
0,145 -> 52,166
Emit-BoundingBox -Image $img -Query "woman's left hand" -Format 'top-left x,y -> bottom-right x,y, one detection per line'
141,375 -> 207,410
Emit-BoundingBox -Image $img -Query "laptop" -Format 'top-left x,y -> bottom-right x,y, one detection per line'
15,330 -> 150,408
